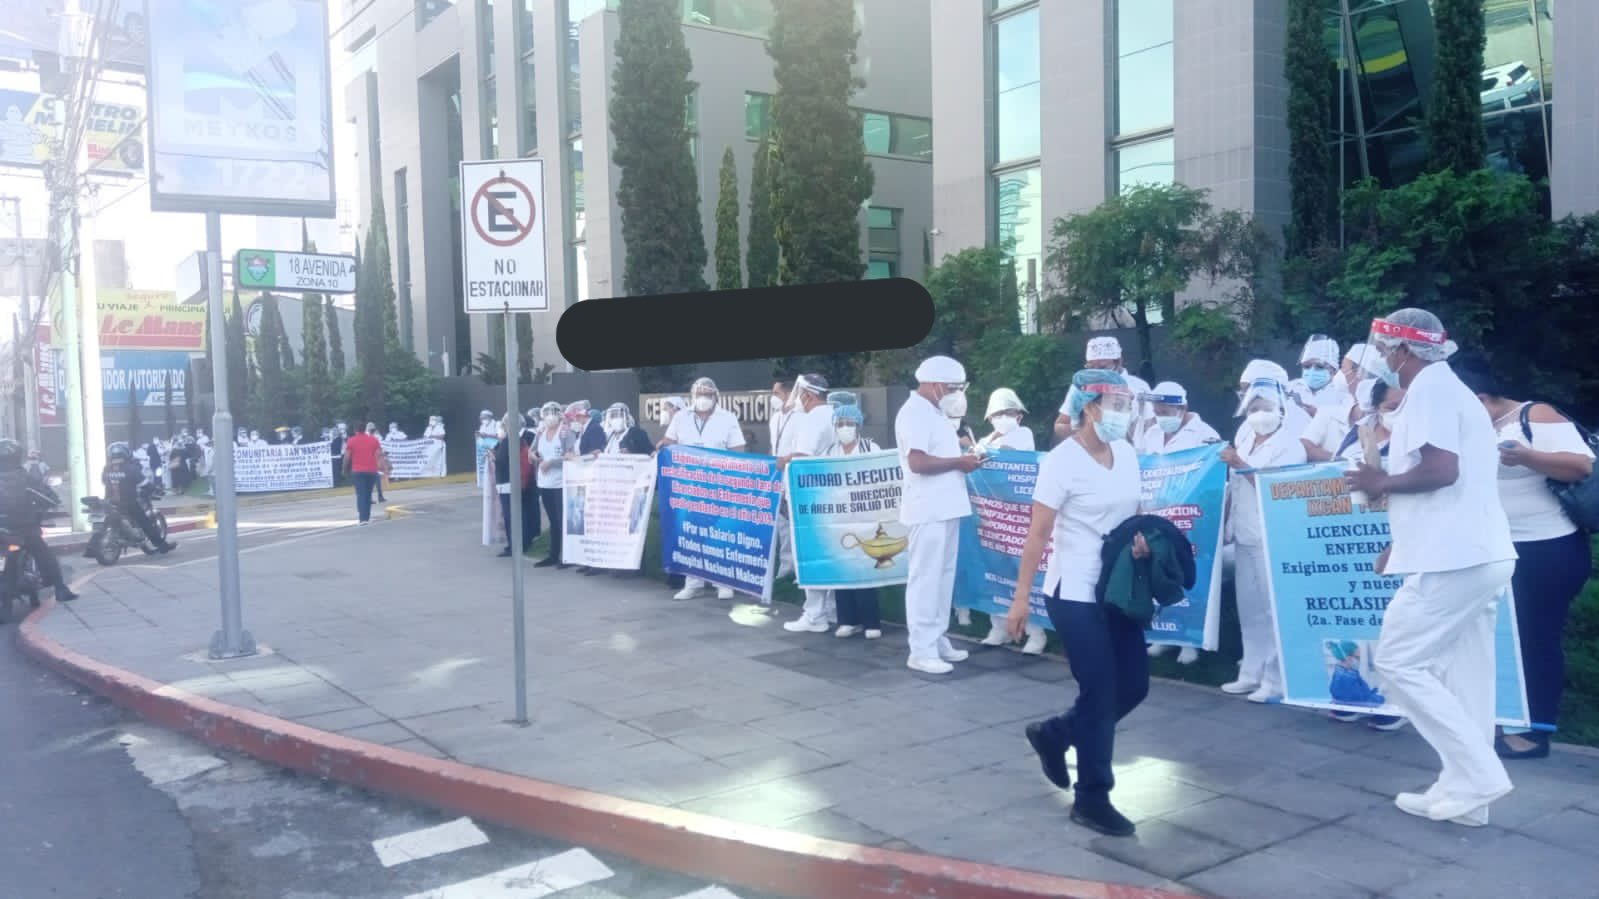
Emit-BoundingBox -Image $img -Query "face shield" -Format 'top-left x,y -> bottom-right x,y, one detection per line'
1235,360 -> 1290,416
1365,312 -> 1458,384
1240,378 -> 1288,435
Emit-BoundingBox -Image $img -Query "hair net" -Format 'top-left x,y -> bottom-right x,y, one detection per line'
1300,336 -> 1340,367
914,355 -> 966,384
691,377 -> 719,396
1330,640 -> 1360,661
1239,359 -> 1290,387
1086,336 -> 1122,362
1146,381 -> 1187,406
1063,369 -> 1131,420
540,401 -> 563,418
984,387 -> 1027,419
826,390 -> 858,408
833,404 -> 865,425
1371,308 -> 1457,363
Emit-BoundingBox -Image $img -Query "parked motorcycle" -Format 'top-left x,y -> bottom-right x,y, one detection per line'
81,483 -> 169,567
0,528 -> 43,624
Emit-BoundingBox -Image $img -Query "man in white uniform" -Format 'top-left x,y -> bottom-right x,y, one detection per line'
1056,337 -> 1152,446
662,377 -> 747,601
779,374 -> 842,633
896,356 -> 983,674
1347,308 -> 1517,827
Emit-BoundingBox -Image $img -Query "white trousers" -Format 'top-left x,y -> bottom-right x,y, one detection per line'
774,513 -> 796,581
1375,561 -> 1515,801
906,519 -> 961,662
1234,543 -> 1282,693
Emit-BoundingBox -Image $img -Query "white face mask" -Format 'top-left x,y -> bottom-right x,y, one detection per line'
1379,411 -> 1398,431
991,414 -> 1018,435
835,425 -> 858,445
1156,414 -> 1184,434
543,415 -> 560,427
1247,409 -> 1282,435
938,388 -> 967,419
770,396 -> 785,414
693,395 -> 715,413
658,409 -> 674,427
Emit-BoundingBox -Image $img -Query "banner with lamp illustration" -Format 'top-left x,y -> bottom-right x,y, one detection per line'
785,451 -> 910,590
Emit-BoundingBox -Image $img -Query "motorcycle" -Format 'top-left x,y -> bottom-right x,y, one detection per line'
82,482 -> 169,567
0,475 -> 63,624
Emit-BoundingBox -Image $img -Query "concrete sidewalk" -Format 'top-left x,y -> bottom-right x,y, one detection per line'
24,482 -> 1599,898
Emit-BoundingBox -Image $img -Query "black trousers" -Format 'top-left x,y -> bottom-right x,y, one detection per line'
120,501 -> 166,546
1511,531 -> 1592,730
1038,595 -> 1150,804
499,489 -> 539,552
18,528 -> 65,589
539,487 -> 563,561
835,589 -> 881,629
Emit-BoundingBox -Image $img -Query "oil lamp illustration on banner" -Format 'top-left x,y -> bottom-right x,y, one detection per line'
840,523 -> 909,569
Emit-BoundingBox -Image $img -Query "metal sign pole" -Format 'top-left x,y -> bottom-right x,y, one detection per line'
206,212 -> 254,659
505,304 -> 528,725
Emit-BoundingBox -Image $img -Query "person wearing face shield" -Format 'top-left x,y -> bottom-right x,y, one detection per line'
778,375 -> 843,633
570,401 -> 605,456
823,404 -> 885,639
1342,343 -> 1373,392
1009,370 -> 1147,838
493,412 -> 539,556
1288,336 -> 1352,418
662,378 -> 745,601
1218,376 -> 1307,704
1054,337 -> 1152,446
1343,310 -> 1518,827
895,356 -> 983,675
768,382 -> 792,453
530,401 -> 576,569
969,389 -> 1046,651
1135,382 -> 1220,457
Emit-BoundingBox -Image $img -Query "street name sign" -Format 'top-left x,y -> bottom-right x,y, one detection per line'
235,249 -> 357,294
460,158 -> 550,314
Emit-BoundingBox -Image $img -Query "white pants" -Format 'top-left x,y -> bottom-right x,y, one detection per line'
1375,561 -> 1515,801
906,519 -> 961,662
800,589 -> 836,623
1234,543 -> 1282,693
774,513 -> 795,581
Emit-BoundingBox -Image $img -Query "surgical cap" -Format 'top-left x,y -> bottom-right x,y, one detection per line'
1354,378 -> 1377,415
1300,337 -> 1340,367
1372,308 -> 1459,363
914,355 -> 966,384
692,377 -> 719,395
1239,359 -> 1290,387
1147,381 -> 1188,406
540,401 -> 563,417
984,387 -> 1027,419
833,404 -> 865,425
1086,336 -> 1122,362
826,390 -> 858,408
1330,640 -> 1360,661
1345,344 -> 1368,365
1063,369 -> 1130,420
480,409 -> 494,419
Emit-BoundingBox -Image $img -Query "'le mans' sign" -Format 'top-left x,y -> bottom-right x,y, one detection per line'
235,249 -> 358,294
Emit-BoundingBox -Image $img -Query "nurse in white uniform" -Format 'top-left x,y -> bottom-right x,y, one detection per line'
974,388 -> 1047,653
1054,336 -> 1152,446
661,378 -> 747,601
779,374 -> 842,633
895,356 -> 982,675
1139,381 -> 1221,665
1219,376 -> 1307,703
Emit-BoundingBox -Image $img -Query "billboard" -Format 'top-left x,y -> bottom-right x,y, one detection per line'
0,74 -> 145,177
144,0 -> 336,217
101,349 -> 192,408
96,289 -> 208,351
0,3 -> 147,72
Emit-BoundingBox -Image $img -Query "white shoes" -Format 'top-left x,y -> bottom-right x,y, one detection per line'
673,586 -> 702,600
1147,644 -> 1168,658
1176,647 -> 1199,665
981,625 -> 1010,647
716,587 -> 735,600
1246,686 -> 1282,704
954,608 -> 972,627
1395,785 -> 1504,827
835,625 -> 861,638
1221,679 -> 1259,695
940,647 -> 969,663
864,629 -> 882,640
1021,630 -> 1048,655
784,615 -> 830,633
907,657 -> 953,675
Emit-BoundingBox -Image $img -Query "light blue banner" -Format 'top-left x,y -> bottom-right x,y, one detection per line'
786,451 -> 908,590
1138,445 -> 1229,650
656,446 -> 783,602
957,450 -> 1053,631
1256,463 -> 1530,726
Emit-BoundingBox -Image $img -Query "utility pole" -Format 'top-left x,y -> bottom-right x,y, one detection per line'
0,197 -> 40,453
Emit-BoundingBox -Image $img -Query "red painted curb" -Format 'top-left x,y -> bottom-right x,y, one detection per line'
16,603 -> 1192,899
48,519 -> 205,555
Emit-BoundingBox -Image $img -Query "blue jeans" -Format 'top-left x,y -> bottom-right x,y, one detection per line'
1511,531 -> 1592,730
1037,595 -> 1150,804
352,472 -> 378,522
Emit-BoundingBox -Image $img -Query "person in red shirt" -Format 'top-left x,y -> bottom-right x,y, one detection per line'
343,422 -> 386,524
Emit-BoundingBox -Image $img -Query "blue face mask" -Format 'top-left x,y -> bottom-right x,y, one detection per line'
1094,409 -> 1132,443
1303,368 -> 1332,391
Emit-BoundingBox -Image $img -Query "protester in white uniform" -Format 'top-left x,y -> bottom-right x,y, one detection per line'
895,356 -> 982,675
387,422 -> 407,442
663,378 -> 746,601
768,382 -> 792,452
1342,343 -> 1373,393
780,374 -> 843,633
1345,309 -> 1518,827
1136,381 -> 1220,457
1288,336 -> 1353,418
1220,376 -> 1307,704
1055,337 -> 1152,445
825,404 -> 884,639
424,416 -> 446,440
1010,369 -> 1146,839
968,388 -> 1046,652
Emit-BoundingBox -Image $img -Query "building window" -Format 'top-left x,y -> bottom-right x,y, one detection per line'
573,241 -> 590,302
682,0 -> 773,34
394,169 -> 413,347
519,54 -> 537,154
745,92 -> 772,140
418,0 -> 456,29
993,5 -> 1041,164
349,31 -> 378,75
519,0 -> 535,47
686,89 -> 699,171
994,165 -> 1042,332
566,9 -> 584,136
482,75 -> 499,157
867,206 -> 901,278
569,137 -> 585,241
1114,0 -> 1174,136
745,92 -> 931,161
1114,135 -> 1174,192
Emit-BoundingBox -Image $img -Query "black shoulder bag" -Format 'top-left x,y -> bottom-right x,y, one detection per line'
1518,402 -> 1599,533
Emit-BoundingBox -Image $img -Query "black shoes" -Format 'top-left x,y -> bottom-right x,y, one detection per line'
533,557 -> 558,568
1026,722 -> 1072,791
55,586 -> 78,603
497,548 -> 513,557
1071,801 -> 1136,838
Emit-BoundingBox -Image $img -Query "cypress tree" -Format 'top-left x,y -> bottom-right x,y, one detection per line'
358,229 -> 387,424
746,135 -> 778,288
371,197 -> 402,351
515,313 -> 534,383
1426,0 -> 1487,174
325,295 -> 346,377
610,0 -> 709,297
1286,0 -> 1336,254
300,230 -> 335,434
715,147 -> 742,289
225,286 -> 251,428
255,292 -> 287,428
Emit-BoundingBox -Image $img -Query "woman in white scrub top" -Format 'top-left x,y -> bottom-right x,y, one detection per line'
1220,377 -> 1307,704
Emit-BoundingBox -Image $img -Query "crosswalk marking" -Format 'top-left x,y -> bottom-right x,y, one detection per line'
402,848 -> 616,899
669,888 -> 745,899
373,817 -> 490,867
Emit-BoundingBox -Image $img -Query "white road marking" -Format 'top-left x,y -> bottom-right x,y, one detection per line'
669,888 -> 744,899
373,817 -> 490,867
402,848 -> 616,898
117,728 -> 226,786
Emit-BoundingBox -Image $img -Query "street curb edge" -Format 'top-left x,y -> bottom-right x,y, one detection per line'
16,603 -> 1192,899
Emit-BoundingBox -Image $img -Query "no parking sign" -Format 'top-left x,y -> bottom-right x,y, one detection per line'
459,158 -> 550,314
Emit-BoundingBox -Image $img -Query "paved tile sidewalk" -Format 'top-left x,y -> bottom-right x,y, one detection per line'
35,483 -> 1599,898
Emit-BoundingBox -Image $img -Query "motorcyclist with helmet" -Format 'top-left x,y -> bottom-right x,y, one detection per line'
102,442 -> 177,554
0,438 -> 76,603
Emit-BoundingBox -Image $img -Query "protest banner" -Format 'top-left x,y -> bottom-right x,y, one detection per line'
957,449 -> 1054,631
214,440 -> 335,494
475,436 -> 497,489
784,451 -> 907,590
1256,462 -> 1530,726
1138,444 -> 1229,650
561,456 -> 658,570
656,446 -> 782,602
382,439 -> 447,480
